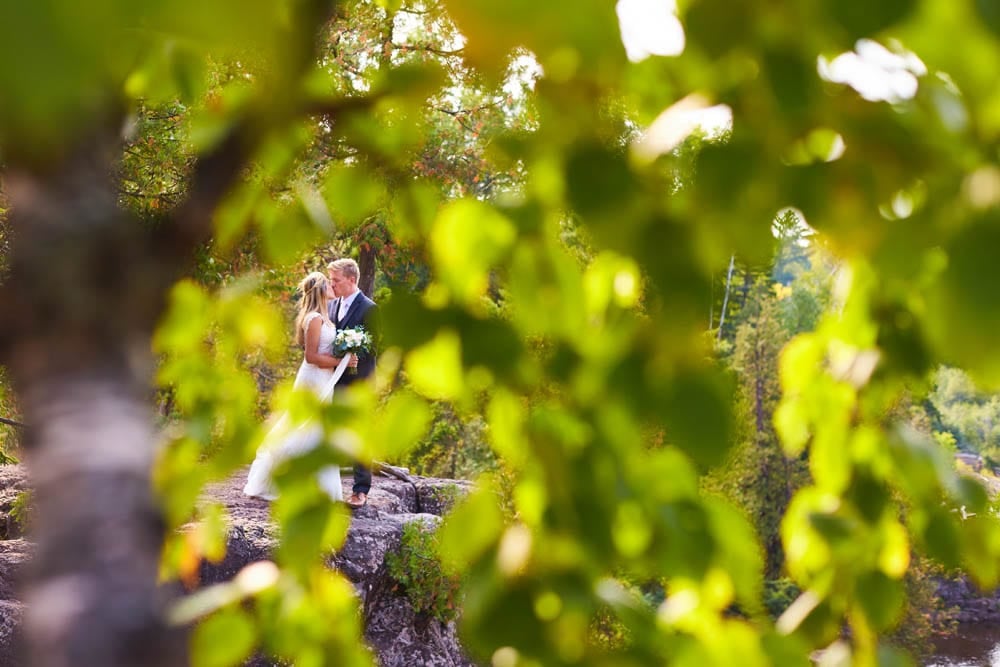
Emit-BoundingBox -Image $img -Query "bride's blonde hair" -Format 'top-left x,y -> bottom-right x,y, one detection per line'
294,271 -> 330,346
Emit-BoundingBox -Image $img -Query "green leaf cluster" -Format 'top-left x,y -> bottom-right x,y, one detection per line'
386,519 -> 463,622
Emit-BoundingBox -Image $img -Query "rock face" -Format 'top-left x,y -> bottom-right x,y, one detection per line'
0,464 -> 478,667
0,466 -> 30,666
936,576 -> 1000,624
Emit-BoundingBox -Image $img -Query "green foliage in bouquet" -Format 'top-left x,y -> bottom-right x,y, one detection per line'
332,326 -> 373,357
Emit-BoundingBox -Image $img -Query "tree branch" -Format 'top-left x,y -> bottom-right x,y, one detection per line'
392,41 -> 464,57
157,0 -> 347,263
305,94 -> 384,122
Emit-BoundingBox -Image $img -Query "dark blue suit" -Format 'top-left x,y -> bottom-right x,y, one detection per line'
330,290 -> 377,494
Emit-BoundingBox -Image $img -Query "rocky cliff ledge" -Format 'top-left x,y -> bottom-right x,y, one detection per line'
0,464 -> 478,667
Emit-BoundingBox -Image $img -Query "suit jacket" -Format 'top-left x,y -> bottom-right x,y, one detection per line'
329,291 -> 377,387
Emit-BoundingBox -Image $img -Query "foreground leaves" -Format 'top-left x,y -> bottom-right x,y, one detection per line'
7,0 -> 1000,664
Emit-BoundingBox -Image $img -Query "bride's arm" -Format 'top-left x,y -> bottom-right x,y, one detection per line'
303,317 -> 343,368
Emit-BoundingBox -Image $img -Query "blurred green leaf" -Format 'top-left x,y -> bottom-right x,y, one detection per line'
877,643 -> 916,667
657,500 -> 714,580
258,200 -> 322,265
191,608 -> 256,667
763,47 -> 820,120
154,281 -> 212,355
919,507 -> 962,569
661,368 -> 734,468
927,213 -> 1000,384
784,596 -> 842,648
683,0 -> 754,57
198,502 -> 230,564
854,571 -> 904,631
761,631 -> 812,667
442,0 -> 623,78
126,41 -> 207,104
405,329 -> 465,400
439,484 -> 504,568
822,0 -> 916,41
273,496 -> 348,574
704,497 -> 763,608
487,388 -> 527,467
323,165 -> 386,230
959,515 -> 1000,588
372,391 -> 432,459
0,0 -> 285,156
430,199 -> 517,306
565,145 -> 639,225
949,476 -> 989,514
976,0 -> 1000,39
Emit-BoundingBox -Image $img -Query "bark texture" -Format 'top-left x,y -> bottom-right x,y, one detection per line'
0,132 -> 188,667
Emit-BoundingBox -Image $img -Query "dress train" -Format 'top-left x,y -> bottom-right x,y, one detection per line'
243,354 -> 352,502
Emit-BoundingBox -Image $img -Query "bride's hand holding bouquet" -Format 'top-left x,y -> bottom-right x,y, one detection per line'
332,326 -> 373,375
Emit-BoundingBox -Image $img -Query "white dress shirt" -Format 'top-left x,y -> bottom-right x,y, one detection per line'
338,289 -> 359,322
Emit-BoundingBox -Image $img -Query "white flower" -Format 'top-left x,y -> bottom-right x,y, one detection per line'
333,327 -> 370,354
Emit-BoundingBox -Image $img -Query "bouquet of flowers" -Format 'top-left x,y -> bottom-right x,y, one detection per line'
332,326 -> 373,375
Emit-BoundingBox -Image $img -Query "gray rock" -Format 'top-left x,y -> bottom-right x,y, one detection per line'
0,464 -> 478,667
0,600 -> 23,667
415,479 -> 473,517
201,468 -> 477,666
936,574 -> 1000,624
0,465 -> 27,667
0,467 -> 30,541
364,560 -> 473,667
0,541 -> 30,602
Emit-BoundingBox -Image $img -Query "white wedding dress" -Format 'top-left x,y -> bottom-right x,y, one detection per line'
243,312 -> 350,502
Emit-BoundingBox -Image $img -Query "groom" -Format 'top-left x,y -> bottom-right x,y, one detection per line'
327,258 -> 377,508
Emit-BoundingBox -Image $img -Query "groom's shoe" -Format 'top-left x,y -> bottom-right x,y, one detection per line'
346,492 -> 368,509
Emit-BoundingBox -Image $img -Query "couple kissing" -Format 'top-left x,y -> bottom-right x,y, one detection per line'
243,258 -> 376,509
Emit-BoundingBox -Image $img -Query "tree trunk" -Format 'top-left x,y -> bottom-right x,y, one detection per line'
358,242 -> 377,297
0,133 -> 186,667
716,254 -> 735,342
739,266 -> 753,309
754,341 -> 767,435
708,272 -> 714,331
0,6 -> 340,664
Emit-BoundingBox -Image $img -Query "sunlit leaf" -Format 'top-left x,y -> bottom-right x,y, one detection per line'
273,497 -> 349,574
487,388 -> 527,467
154,281 -> 212,355
704,498 -> 763,608
439,483 -> 505,568
258,200 -> 323,266
430,199 -> 517,306
372,391 -> 432,459
323,165 -> 385,230
198,502 -> 230,564
404,329 -> 465,400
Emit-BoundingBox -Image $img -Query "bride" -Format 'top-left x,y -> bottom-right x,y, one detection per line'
243,271 -> 353,501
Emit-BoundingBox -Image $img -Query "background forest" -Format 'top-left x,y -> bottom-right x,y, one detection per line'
4,0 -> 1000,666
